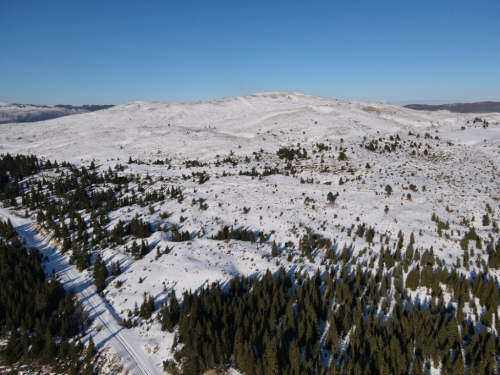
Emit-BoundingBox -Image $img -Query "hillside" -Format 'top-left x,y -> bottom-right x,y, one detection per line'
1,92 -> 500,374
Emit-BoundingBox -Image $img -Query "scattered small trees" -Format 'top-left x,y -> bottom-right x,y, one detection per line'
140,293 -> 155,319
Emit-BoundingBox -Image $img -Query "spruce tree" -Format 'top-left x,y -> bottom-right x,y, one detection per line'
272,241 -> 278,257
86,335 -> 96,361
93,254 -> 108,293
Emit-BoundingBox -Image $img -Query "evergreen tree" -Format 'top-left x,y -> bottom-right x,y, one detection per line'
483,213 -> 491,226
272,241 -> 278,257
86,335 -> 97,361
93,254 -> 108,293
365,226 -> 373,243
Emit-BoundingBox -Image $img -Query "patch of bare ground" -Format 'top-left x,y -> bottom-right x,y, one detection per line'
95,350 -> 127,375
362,106 -> 381,114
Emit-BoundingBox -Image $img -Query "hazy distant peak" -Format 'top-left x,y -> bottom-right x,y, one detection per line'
0,102 -> 114,124
404,101 -> 500,114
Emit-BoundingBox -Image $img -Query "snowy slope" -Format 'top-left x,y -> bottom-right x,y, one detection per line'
1,92 -> 498,166
0,92 -> 461,163
1,92 -> 500,374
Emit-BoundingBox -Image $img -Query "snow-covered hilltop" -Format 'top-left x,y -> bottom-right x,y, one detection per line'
1,92 -> 500,374
2,92 -> 499,165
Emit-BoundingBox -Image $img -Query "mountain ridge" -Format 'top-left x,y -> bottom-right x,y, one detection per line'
404,101 -> 500,114
0,101 -> 114,124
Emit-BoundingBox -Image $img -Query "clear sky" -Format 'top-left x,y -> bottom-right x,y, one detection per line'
1,0 -> 499,105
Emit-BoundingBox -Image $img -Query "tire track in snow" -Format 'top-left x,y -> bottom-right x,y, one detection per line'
60,266 -> 154,375
0,208 -> 161,375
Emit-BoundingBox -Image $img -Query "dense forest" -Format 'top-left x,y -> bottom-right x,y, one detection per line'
161,261 -> 500,375
0,218 -> 93,373
0,155 -> 96,373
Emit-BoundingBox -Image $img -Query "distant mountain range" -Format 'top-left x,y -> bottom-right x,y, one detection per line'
404,101 -> 500,114
0,102 -> 114,124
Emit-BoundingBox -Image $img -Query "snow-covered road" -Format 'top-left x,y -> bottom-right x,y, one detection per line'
0,207 -> 163,375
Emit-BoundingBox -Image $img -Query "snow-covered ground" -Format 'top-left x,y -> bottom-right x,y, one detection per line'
1,92 -> 500,374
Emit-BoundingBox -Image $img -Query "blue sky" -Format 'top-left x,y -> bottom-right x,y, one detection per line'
1,0 -> 499,105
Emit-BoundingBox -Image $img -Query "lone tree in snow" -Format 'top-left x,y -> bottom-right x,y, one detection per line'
385,184 -> 393,195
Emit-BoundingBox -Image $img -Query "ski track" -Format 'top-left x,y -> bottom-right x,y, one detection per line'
0,207 -> 161,375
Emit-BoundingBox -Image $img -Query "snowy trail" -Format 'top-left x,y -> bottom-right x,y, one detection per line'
0,208 -> 163,375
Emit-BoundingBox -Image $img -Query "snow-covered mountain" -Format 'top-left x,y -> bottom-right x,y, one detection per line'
2,91 -> 498,164
405,101 -> 500,114
0,101 -> 114,124
1,92 -> 500,374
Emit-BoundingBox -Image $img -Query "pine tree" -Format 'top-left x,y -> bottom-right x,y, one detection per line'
483,213 -> 491,226
111,261 -> 121,276
43,327 -> 56,364
86,335 -> 96,360
131,240 -> 139,258
264,337 -> 280,375
93,254 -> 108,293
272,241 -> 278,257
140,240 -> 149,258
365,226 -> 373,243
